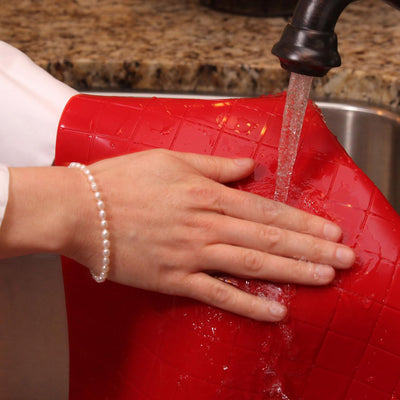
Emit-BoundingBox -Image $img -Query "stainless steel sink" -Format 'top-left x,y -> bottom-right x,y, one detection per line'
317,100 -> 400,214
87,92 -> 400,214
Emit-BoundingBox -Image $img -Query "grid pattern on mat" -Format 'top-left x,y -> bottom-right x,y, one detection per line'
56,94 -> 400,400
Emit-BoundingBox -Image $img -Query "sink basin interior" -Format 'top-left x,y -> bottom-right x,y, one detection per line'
87,92 -> 400,214
317,100 -> 400,214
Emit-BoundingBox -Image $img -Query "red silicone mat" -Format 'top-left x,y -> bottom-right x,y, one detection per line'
55,93 -> 400,400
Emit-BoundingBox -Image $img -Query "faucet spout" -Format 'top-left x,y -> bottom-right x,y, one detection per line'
272,0 -> 400,77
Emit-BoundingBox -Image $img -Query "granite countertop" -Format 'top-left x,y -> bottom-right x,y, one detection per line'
1,0 -> 400,110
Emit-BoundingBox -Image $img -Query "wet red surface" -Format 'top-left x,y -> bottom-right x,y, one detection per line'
55,94 -> 400,400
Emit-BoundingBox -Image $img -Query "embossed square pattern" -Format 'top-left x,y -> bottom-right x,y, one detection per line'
56,94 -> 400,400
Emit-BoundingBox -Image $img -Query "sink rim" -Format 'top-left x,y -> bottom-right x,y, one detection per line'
85,91 -> 400,122
315,99 -> 400,124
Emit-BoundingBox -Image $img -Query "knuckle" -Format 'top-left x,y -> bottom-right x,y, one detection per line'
154,148 -> 170,157
157,255 -> 182,276
259,198 -> 280,221
181,213 -> 217,238
289,258 -> 308,281
245,296 -> 261,319
151,148 -> 170,162
182,212 -> 205,229
187,182 -> 222,211
292,262 -> 305,281
299,212 -> 316,235
290,259 -> 316,283
243,250 -> 264,274
308,240 -> 324,261
144,149 -> 174,170
209,282 -> 231,305
205,157 -> 224,180
260,226 -> 283,248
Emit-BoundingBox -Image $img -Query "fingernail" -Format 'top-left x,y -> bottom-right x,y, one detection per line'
323,223 -> 342,241
336,247 -> 355,267
269,303 -> 287,319
314,265 -> 335,282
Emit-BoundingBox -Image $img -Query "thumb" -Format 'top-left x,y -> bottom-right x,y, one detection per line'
174,152 -> 255,183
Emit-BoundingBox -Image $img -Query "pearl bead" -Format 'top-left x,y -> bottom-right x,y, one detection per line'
92,273 -> 105,283
69,162 -> 110,283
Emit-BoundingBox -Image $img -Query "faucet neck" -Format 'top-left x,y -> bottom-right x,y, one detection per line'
383,0 -> 400,8
271,0 -> 362,76
291,0 -> 355,32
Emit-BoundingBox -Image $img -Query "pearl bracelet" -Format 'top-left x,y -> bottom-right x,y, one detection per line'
68,162 -> 110,283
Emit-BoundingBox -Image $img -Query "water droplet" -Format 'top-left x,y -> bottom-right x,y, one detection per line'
361,297 -> 373,309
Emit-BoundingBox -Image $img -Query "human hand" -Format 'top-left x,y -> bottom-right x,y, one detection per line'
64,149 -> 355,322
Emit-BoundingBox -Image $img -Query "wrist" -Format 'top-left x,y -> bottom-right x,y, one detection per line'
0,166 -> 92,258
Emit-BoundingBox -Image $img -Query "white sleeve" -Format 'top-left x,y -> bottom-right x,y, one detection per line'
0,164 -> 9,227
0,41 -> 78,167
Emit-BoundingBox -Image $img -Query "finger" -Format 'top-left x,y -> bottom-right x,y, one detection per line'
174,151 -> 343,242
172,152 -> 255,183
206,214 -> 355,269
200,244 -> 336,285
180,272 -> 287,322
206,185 -> 343,242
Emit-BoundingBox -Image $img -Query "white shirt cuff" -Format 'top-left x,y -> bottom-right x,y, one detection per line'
0,164 -> 10,228
0,41 -> 77,167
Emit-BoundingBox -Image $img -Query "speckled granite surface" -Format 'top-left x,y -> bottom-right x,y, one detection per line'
1,0 -> 400,109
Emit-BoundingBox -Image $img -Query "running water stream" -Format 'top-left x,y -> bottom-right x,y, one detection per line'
274,72 -> 313,203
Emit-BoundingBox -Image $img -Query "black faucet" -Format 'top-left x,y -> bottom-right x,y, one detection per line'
272,0 -> 400,77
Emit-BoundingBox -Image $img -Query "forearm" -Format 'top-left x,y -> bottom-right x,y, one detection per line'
0,166 -> 89,258
0,42 -> 78,254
